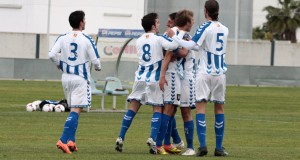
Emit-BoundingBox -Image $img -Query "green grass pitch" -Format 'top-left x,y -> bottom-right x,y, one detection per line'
0,80 -> 299,160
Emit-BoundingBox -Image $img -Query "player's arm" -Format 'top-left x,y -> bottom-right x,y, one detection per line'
159,50 -> 173,91
165,29 -> 196,50
48,39 -> 61,69
159,36 -> 179,51
87,39 -> 101,71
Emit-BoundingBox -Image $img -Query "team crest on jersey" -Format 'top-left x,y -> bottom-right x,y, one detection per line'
73,34 -> 77,37
146,34 -> 149,38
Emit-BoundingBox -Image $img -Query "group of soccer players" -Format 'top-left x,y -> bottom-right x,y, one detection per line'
114,0 -> 229,157
49,0 -> 228,157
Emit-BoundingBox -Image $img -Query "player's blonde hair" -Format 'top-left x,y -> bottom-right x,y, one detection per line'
175,9 -> 194,27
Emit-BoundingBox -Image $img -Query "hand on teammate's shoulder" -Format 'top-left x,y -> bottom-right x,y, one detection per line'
166,28 -> 175,37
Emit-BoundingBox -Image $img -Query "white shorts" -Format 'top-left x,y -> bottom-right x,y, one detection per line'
127,81 -> 164,106
195,74 -> 226,104
62,73 -> 91,108
180,77 -> 195,107
163,72 -> 181,105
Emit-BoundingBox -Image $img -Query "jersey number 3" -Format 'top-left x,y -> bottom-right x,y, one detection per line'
142,44 -> 151,62
216,33 -> 224,51
68,43 -> 78,61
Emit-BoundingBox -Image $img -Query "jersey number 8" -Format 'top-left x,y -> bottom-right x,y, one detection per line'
142,44 -> 151,62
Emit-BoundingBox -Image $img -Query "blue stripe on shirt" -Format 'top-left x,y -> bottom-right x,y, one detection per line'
214,54 -> 220,70
83,63 -> 88,80
66,64 -> 70,73
138,65 -> 145,77
192,22 -> 211,43
146,64 -> 154,82
74,65 -> 79,75
83,34 -> 100,58
207,52 -> 212,68
158,34 -> 173,42
55,34 -> 67,42
155,61 -> 162,81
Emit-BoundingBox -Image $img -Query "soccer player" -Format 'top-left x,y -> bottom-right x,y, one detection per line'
157,9 -> 195,155
49,10 -> 101,154
175,10 -> 197,156
166,0 -> 229,156
162,12 -> 185,153
115,12 -> 179,154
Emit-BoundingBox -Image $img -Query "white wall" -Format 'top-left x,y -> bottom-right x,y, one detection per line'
0,0 -> 144,34
252,0 -> 278,28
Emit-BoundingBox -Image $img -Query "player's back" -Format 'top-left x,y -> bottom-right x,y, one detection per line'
199,21 -> 228,55
57,31 -> 98,80
136,33 -> 165,66
59,31 -> 91,64
135,32 -> 177,82
193,21 -> 229,75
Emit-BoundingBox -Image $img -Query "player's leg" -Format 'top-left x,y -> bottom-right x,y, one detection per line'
163,108 -> 174,147
195,74 -> 210,156
116,81 -> 145,152
164,107 -> 183,152
214,103 -> 228,156
170,107 -> 184,149
180,107 -> 195,156
118,100 -> 141,140
67,107 -> 82,152
180,77 -> 195,156
155,104 -> 173,154
57,74 -> 86,154
156,72 -> 180,154
145,82 -> 164,154
211,74 -> 228,156
115,100 -> 142,152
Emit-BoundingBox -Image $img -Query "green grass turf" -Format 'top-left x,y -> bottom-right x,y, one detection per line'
0,80 -> 299,160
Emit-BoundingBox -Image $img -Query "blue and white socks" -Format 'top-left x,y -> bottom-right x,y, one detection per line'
60,111 -> 79,143
155,114 -> 171,146
184,120 -> 194,149
150,112 -> 162,141
215,114 -> 225,150
171,117 -> 182,144
196,113 -> 206,148
119,110 -> 136,141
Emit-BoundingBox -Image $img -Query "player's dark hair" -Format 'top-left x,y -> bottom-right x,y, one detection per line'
205,0 -> 219,21
169,12 -> 177,21
69,10 -> 85,29
141,13 -> 158,32
175,9 -> 194,27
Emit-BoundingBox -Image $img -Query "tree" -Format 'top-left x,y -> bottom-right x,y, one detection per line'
263,0 -> 300,43
252,26 -> 273,40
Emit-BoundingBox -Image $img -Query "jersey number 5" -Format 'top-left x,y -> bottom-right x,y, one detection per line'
142,44 -> 151,62
216,33 -> 224,51
68,43 -> 78,61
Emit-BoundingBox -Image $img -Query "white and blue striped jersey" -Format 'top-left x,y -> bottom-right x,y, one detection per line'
192,21 -> 228,75
177,33 -> 196,79
181,50 -> 196,79
164,27 -> 183,74
49,31 -> 100,81
135,32 -> 178,82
